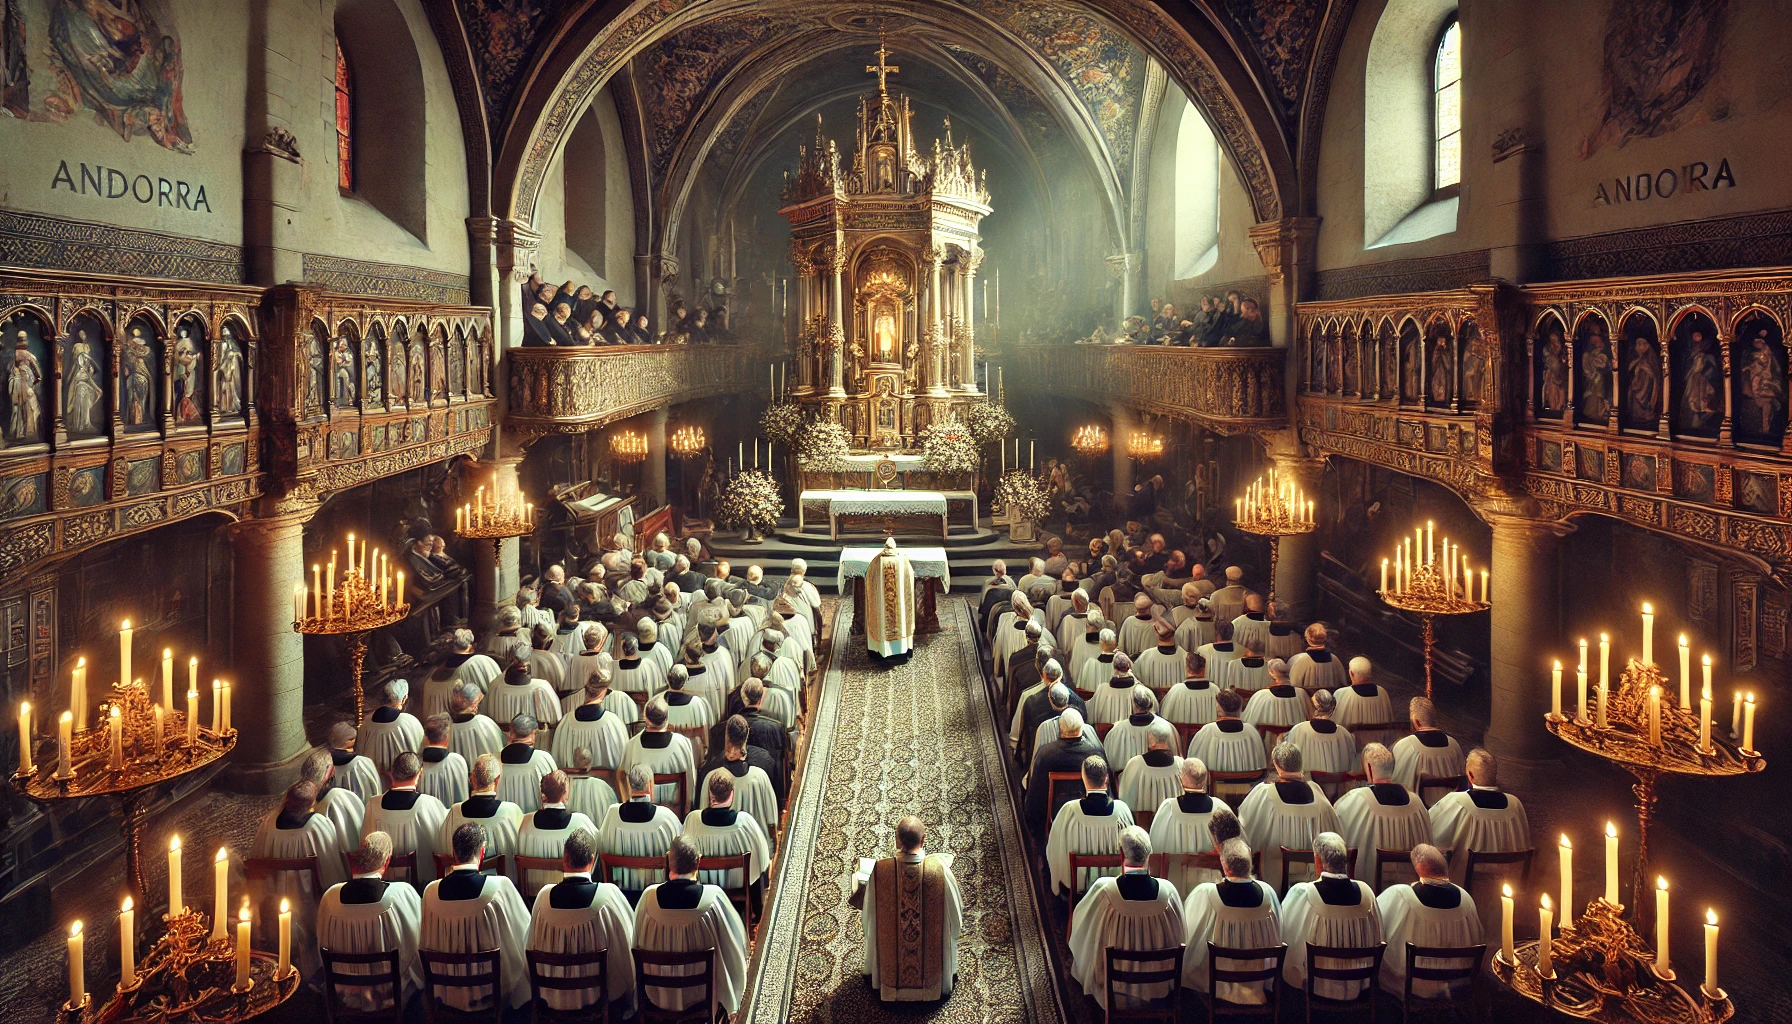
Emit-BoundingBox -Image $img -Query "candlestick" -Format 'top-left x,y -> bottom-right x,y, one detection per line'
1700,694 -> 1714,753
235,901 -> 251,989
153,704 -> 164,750
1703,909 -> 1720,999
1501,884 -> 1515,963
186,688 -> 198,746
1649,685 -> 1661,747
1537,895 -> 1554,979
1679,635 -> 1691,708
1551,662 -> 1562,720
1597,671 -> 1609,729
1578,637 -> 1588,674
119,621 -> 132,702
1604,821 -> 1620,906
277,898 -> 291,977
68,920 -> 84,1006
210,678 -> 221,734
108,705 -> 122,769
161,649 -> 173,710
17,702 -> 31,775
56,710 -> 72,779
1655,877 -> 1672,978
169,835 -> 183,913
71,657 -> 86,733
1558,835 -> 1572,926
1730,690 -> 1742,740
1743,693 -> 1757,753
222,680 -> 232,735
120,897 -> 135,989
1641,602 -> 1654,665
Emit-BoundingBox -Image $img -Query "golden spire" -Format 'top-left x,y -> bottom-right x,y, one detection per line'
866,31 -> 899,95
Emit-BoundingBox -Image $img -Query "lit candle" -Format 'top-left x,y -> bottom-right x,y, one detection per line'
1656,877 -> 1671,975
210,678 -> 221,734
1700,692 -> 1713,754
380,570 -> 388,611
396,571 -> 405,606
1558,835 -> 1573,925
186,688 -> 198,746
212,847 -> 229,939
1597,670 -> 1609,729
1480,568 -> 1488,603
67,920 -> 84,1006
108,705 -> 122,769
1579,637 -> 1588,675
1743,693 -> 1756,753
1538,894 -> 1554,979
161,649 -> 173,709
1551,661 -> 1563,720
71,657 -> 86,733
346,534 -> 356,577
1605,822 -> 1619,905
120,896 -> 135,988
56,710 -> 72,778
456,506 -> 463,532
168,836 -> 183,913
1730,690 -> 1742,740
222,681 -> 232,734
293,584 -> 305,624
188,656 -> 197,704
235,901 -> 251,988
1702,654 -> 1712,700
1577,667 -> 1589,724
119,620 -> 132,702
1641,603 -> 1654,665
326,558 -> 335,621
1501,884 -> 1515,963
524,502 -> 532,524
1679,635 -> 1691,708
153,705 -> 164,749
312,564 -> 322,618
277,898 -> 291,977
1703,909 -> 1719,997
1381,559 -> 1389,593
1426,520 -> 1434,565
1599,633 -> 1610,696
17,702 -> 31,775
1649,685 -> 1662,747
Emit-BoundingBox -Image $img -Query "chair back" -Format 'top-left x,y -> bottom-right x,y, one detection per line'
671,725 -> 708,764
320,946 -> 405,1024
1094,721 -> 1115,741
1415,774 -> 1467,807
1207,769 -> 1264,804
1373,848 -> 1414,892
1256,723 -> 1293,749
1046,771 -> 1085,818
419,948 -> 505,1024
526,948 -> 609,1024
1174,722 -> 1204,751
634,947 -> 717,1023
1148,850 -> 1260,880
1065,853 -> 1125,930
600,853 -> 668,890
653,772 -> 690,818
245,856 -> 325,901
1134,809 -> 1155,832
1278,847 -> 1358,894
1074,686 -> 1097,701
1205,942 -> 1288,1021
1308,770 -> 1365,800
1303,942 -> 1386,1021
1463,848 -> 1535,892
514,855 -> 565,904
700,853 -> 755,932
1105,944 -> 1186,1024
383,851 -> 418,886
431,853 -> 508,880
1401,942 -> 1486,1012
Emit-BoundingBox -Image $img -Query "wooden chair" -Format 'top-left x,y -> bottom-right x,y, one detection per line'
526,948 -> 609,1024
1279,848 -> 1357,894
1257,723 -> 1293,754
672,725 -> 709,764
383,851 -> 418,886
1174,722 -> 1205,752
1309,770 -> 1365,800
1148,850 -> 1260,881
1135,809 -> 1155,832
1094,722 -> 1115,741
699,853 -> 755,932
1046,771 -> 1086,819
432,853 -> 508,880
419,948 -> 505,1024
514,855 -> 565,904
600,853 -> 669,892
1415,774 -> 1467,807
1463,848 -> 1535,892
1302,942 -> 1387,1024
320,946 -> 405,1024
1207,769 -> 1264,805
1393,943 -> 1487,1024
634,947 -> 723,1023
1204,942 -> 1288,1023
654,772 -> 690,819
245,856 -> 325,903
1105,944 -> 1186,1024
1373,848 -> 1415,893
1066,853 -> 1125,936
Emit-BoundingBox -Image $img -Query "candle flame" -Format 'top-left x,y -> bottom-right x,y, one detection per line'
1680,634 -> 1688,646
1658,876 -> 1668,891
239,903 -> 251,923
189,656 -> 197,666
1747,692 -> 1756,703
1503,883 -> 1513,897
122,896 -> 133,912
1707,909 -> 1718,925
121,620 -> 130,629
1600,632 -> 1609,642
109,706 -> 119,720
280,898 -> 290,913
1560,834 -> 1572,848
1650,684 -> 1660,696
1553,659 -> 1562,669
70,920 -> 82,937
59,710 -> 71,724
1643,602 -> 1652,614
215,847 -> 227,863
1606,821 -> 1617,838
163,648 -> 171,657
170,835 -> 181,851
1703,654 -> 1712,666
1541,893 -> 1552,910
19,701 -> 27,714
77,656 -> 85,667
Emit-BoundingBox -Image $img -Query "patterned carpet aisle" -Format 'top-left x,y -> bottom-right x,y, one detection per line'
742,597 -> 1065,1023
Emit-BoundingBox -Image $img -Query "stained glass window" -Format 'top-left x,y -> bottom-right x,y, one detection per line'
335,41 -> 353,192
1433,19 -> 1461,190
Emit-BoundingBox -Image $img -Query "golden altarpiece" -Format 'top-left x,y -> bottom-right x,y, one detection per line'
780,41 -> 991,451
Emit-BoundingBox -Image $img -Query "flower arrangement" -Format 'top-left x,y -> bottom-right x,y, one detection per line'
919,417 -> 979,476
717,469 -> 783,534
759,401 -> 806,446
796,417 -> 852,471
994,470 -> 1054,523
966,401 -> 1016,446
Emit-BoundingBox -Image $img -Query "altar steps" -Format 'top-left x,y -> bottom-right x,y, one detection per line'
705,519 -> 1043,593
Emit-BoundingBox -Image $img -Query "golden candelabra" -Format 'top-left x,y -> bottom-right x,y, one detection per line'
1376,521 -> 1489,700
1125,430 -> 1164,459
1070,424 -> 1109,456
670,424 -> 706,457
58,907 -> 298,1024
294,564 -> 410,725
13,682 -> 234,901
1232,470 -> 1315,602
611,429 -> 648,463
1492,898 -> 1731,1024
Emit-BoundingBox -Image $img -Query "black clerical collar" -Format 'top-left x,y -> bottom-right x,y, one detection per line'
276,810 -> 318,830
1211,642 -> 1234,652
1269,684 -> 1296,697
1371,782 -> 1410,805
1097,654 -> 1114,664
722,758 -> 749,777
1217,719 -> 1244,732
381,789 -> 421,810
451,712 -> 477,724
638,640 -> 658,654
701,807 -> 738,827
1217,879 -> 1264,907
575,704 -> 606,721
1413,880 -> 1462,909
666,691 -> 692,706
1350,682 -> 1379,697
533,807 -> 573,830
1240,656 -> 1264,667
549,876 -> 599,909
1080,792 -> 1113,815
1183,678 -> 1209,689
1110,676 -> 1134,689
1117,872 -> 1158,901
462,794 -> 502,818
341,877 -> 390,904
1177,793 -> 1212,813
1011,621 -> 1027,632
1128,712 -> 1154,726
657,877 -> 704,909
556,625 -> 579,635
1134,612 -> 1152,621
618,800 -> 658,823
1069,611 -> 1087,620
642,731 -> 671,749
421,746 -> 449,762
445,653 -> 472,668
372,706 -> 400,723
1142,749 -> 1175,768
618,657 -> 642,669
1316,875 -> 1361,905
1469,788 -> 1508,809
1274,779 -> 1314,803
1306,649 -> 1333,662
1244,612 -> 1266,621
331,749 -> 356,767
501,742 -> 536,764
1416,729 -> 1451,748
439,868 -> 488,901
1309,719 -> 1337,734
1269,623 -> 1294,636
1157,644 -> 1177,654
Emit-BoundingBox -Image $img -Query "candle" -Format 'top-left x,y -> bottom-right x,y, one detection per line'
1656,877 -> 1671,974
17,702 -> 31,775
1599,633 -> 1610,695
1538,895 -> 1554,979
1579,637 -> 1589,674
1426,520 -> 1434,565
1551,662 -> 1563,720
1743,693 -> 1756,753
68,920 -> 84,1006
1558,835 -> 1573,924
1700,693 -> 1713,753
188,656 -> 197,703
294,583 -> 305,624
1577,668 -> 1589,724
1501,884 -> 1515,963
108,705 -> 122,769
1030,440 -> 1036,471
312,564 -> 322,618
153,705 -> 164,749
235,901 -> 251,988
1605,822 -> 1619,905
396,571 -> 405,606
456,506 -> 463,532
71,657 -> 86,733
120,897 -> 136,988
1730,690 -> 1742,740
186,688 -> 198,746
1704,909 -> 1719,996
1597,670 -> 1609,729
1649,685 -> 1662,747
277,898 -> 291,977
211,678 -> 221,734
1381,559 -> 1389,594
161,649 -> 173,708
119,620 -> 132,700
326,558 -> 335,621
168,836 -> 183,913
212,847 -> 229,939
1480,568 -> 1488,603
1679,635 -> 1691,708
1642,602 -> 1654,665
57,711 -> 72,778
347,533 -> 357,576
1702,654 -> 1712,700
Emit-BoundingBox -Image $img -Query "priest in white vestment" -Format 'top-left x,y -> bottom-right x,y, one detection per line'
1230,594 -> 1273,657
327,721 -> 385,803
1132,618 -> 1186,692
486,606 -> 531,660
251,780 -> 348,978
1428,748 -> 1531,886
1171,582 -> 1208,626
1117,593 -> 1164,659
494,714 -> 559,813
1228,650 -> 1271,693
1181,838 -> 1282,1002
1056,590 -> 1093,661
483,660 -> 564,735
1161,652 -> 1218,729
1333,658 -> 1397,747
1243,660 -> 1310,755
598,764 -> 684,896
1375,845 -> 1484,997
994,593 -> 1044,683
1104,684 -> 1170,768
317,831 -> 425,1011
619,698 -> 698,813
1239,742 -> 1342,891
361,752 -> 449,882
1186,688 -> 1267,778
1069,826 -> 1184,1011
612,634 -> 667,700
357,680 -> 424,775
1047,757 -> 1135,896
516,769 -> 598,898
1118,720 -> 1183,825
418,715 -> 471,807
1288,624 -> 1351,692
1285,690 -> 1360,798
528,628 -> 570,699
1391,697 -> 1467,806
447,685 -> 507,765
634,837 -> 751,1014
684,771 -> 771,896
1198,621 -> 1244,690
1334,744 -> 1433,890
527,829 -> 637,1015
421,822 -> 533,1010
546,607 -> 590,658
1046,577 -> 1080,634
552,672 -> 632,772
863,538 -> 917,657
662,662 -> 717,763
1206,567 -> 1254,624
439,754 -> 524,869
422,630 -> 502,717
563,626 -> 612,693
1149,759 -> 1231,895
854,816 -> 962,1001
691,628 -> 736,713
1279,832 -> 1383,1000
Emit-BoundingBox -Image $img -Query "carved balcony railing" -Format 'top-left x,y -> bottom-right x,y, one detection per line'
998,344 -> 1288,434
505,344 -> 771,435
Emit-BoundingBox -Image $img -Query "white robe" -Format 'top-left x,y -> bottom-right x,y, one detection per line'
1375,883 -> 1484,997
857,852 -> 963,1001
1243,687 -> 1310,758
250,811 -> 347,978
317,876 -> 424,1010
1046,593 -> 1077,633
420,871 -> 533,1009
1148,795 -> 1232,895
528,648 -> 568,696
865,548 -> 917,657
597,801 -> 684,891
1133,646 -> 1186,691
764,653 -> 805,696
527,875 -> 637,1012
1391,733 -> 1467,805
1175,616 -> 1215,655
633,882 -> 750,1013
1285,721 -> 1360,791
1228,657 -> 1271,693
1289,650 -> 1351,691
700,764 -> 780,844
419,657 -> 498,719
1067,632 -> 1105,685
618,733 -> 698,812
563,650 -> 610,694
486,629 -> 531,661
1239,781 -> 1342,890
439,797 -> 524,862
1104,714 -> 1170,769
1428,789 -> 1531,886
993,613 -> 1043,679
549,626 -> 590,658
639,638 -> 676,677
1186,722 -> 1268,775
319,786 -> 368,852
516,808 -> 599,895
683,809 -> 772,888
1161,681 -> 1219,727
1333,785 -> 1434,888
334,754 -> 384,803
1046,798 -> 1135,895
1333,684 -> 1396,746
357,713 -> 424,774
663,694 -> 716,763
454,654 -> 504,694
1057,611 -> 1092,661
560,689 -> 643,727
495,748 -> 560,814
1206,585 -> 1253,625
484,678 -> 565,732
1118,755 -> 1183,821
361,790 -> 449,881
1069,875 -> 1185,1010
449,714 -> 506,766
1263,627 -> 1305,663
1279,878 -> 1383,1000
612,658 -> 666,699
1197,643 -> 1243,690
550,707 -> 632,773
1181,879 -> 1282,1000
687,659 -> 732,719
567,774 -> 621,824
1231,615 -> 1272,657
418,750 -> 471,807
1117,614 -> 1160,659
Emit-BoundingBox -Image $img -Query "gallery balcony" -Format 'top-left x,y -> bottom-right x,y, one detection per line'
997,343 -> 1289,434
504,343 -> 772,435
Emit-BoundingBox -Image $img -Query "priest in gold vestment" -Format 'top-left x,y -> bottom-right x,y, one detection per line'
864,537 -> 917,658
854,815 -> 963,1001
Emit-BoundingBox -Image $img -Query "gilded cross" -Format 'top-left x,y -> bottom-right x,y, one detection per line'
866,34 -> 899,93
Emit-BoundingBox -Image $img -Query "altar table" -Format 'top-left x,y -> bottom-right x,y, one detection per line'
798,489 -> 979,539
837,545 -> 950,637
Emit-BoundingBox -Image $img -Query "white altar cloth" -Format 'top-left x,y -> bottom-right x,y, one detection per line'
837,547 -> 952,594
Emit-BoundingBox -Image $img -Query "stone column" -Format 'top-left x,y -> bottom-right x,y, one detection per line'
221,499 -> 317,792
923,248 -> 948,396
467,456 -> 524,629
1268,452 -> 1326,620
1482,514 -> 1566,768
644,407 -> 670,508
634,254 -> 656,328
1111,403 -> 1135,501
1486,130 -> 1547,285
1247,218 -> 1322,347
827,246 -> 847,396
959,252 -> 981,391
1105,252 -> 1142,326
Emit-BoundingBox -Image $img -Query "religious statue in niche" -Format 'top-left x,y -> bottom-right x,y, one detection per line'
1427,325 -> 1453,405
1732,312 -> 1786,447
389,334 -> 408,404
4,316 -> 46,445
119,324 -> 157,429
1673,313 -> 1723,437
447,333 -> 465,397
1537,318 -> 1569,416
215,323 -> 243,417
1575,317 -> 1613,424
1309,329 -> 1325,389
62,320 -> 105,437
1460,322 -> 1486,406
171,324 -> 204,426
408,332 -> 427,404
1381,327 -> 1398,398
363,333 -> 384,406
1342,329 -> 1359,393
305,330 -> 326,414
429,334 -> 447,399
466,334 -> 481,394
1621,315 -> 1660,432
330,332 -> 356,408
1400,325 -> 1422,402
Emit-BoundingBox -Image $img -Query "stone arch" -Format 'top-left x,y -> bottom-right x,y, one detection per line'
335,0 -> 430,239
1362,0 -> 1460,247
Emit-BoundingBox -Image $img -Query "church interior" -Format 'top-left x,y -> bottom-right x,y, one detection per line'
1,0 -> 1790,1021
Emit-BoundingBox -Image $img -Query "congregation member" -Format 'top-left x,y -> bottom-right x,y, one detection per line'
547,606 -> 590,658
1068,826 -> 1184,1012
853,815 -> 962,1002
1181,838 -> 1282,1003
662,662 -> 717,761
993,593 -> 1044,683
1392,697 -> 1468,805
619,698 -> 699,812
1118,592 -> 1162,658
486,606 -> 530,659
1056,589 -> 1093,657
1148,759 -> 1231,895
551,671 -> 631,772
597,764 -> 684,897
1065,610 -> 1106,685
684,773 -> 773,904
1117,719 -> 1183,822
1228,644 -> 1271,693
1197,621 -> 1243,689
525,829 -> 638,1016
1278,832 -> 1382,1001
1046,574 -> 1080,633
418,715 -> 471,806
1008,621 -> 1047,695
1132,618 -> 1186,691
1088,654 -> 1155,725
1288,623 -> 1350,691
303,746 -> 368,849
612,634 -> 667,697
633,837 -> 751,1016
1262,603 -> 1305,662
317,832 -> 424,1012
1185,688 -> 1266,777
1230,594 -> 1272,655
252,780 -> 347,975
327,721 -> 384,802
440,754 -> 524,866
1334,744 -> 1433,889
421,823 -> 533,1011
699,719 -> 781,842
1025,709 -> 1106,830
1174,595 -> 1216,654
1160,652 -> 1217,727
1020,677 -> 1094,770
1333,657 -> 1396,746
516,770 -> 599,895
1077,625 -> 1120,691
356,679 -> 423,774
495,714 -> 559,813
1375,845 -> 1485,998
1239,743 -> 1341,890
448,684 -> 507,764
1206,567 -> 1254,623
1047,757 -> 1134,897
565,749 -> 622,823
360,751 -> 448,882
1242,659 -> 1310,747
1103,685 -> 1171,768
1285,690 -> 1359,796
565,624 -> 612,693
528,624 -> 571,703
1428,748 -> 1531,885
485,659 -> 564,733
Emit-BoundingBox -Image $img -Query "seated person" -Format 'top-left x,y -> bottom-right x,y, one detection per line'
1118,720 -> 1184,822
1284,689 -> 1359,797
1161,652 -> 1217,727
1427,748 -> 1531,886
1046,757 -> 1133,897
1333,743 -> 1433,890
1238,742 -> 1341,891
1181,838 -> 1282,1003
1069,826 -> 1184,1012
1390,697 -> 1467,806
1375,845 -> 1485,998
1279,832 -> 1383,1001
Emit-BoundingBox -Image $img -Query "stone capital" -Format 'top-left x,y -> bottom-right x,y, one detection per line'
1105,251 -> 1140,280
474,219 -> 542,282
1247,217 -> 1321,284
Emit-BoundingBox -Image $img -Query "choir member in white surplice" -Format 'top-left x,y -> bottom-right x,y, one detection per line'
1181,838 -> 1282,1001
357,679 -> 424,774
1262,603 -> 1305,663
486,605 -> 530,660
1161,652 -> 1218,730
327,721 -> 385,803
1118,720 -> 1183,820
517,770 -> 598,897
362,752 -> 449,882
1132,618 -> 1186,692
440,754 -> 524,866
1016,556 -> 1050,596
1286,690 -> 1359,798
318,832 -> 424,1011
1079,627 -> 1120,693
565,750 -> 621,823
527,828 -> 637,1016
251,782 -> 347,977
494,715 -> 559,813
698,728 -> 780,851
1375,845 -> 1484,997
1239,742 -> 1342,891
1279,832 -> 1383,1000
1230,594 -> 1273,658
662,662 -> 716,763
418,715 -> 471,807
421,630 -> 502,717
298,747 -> 368,850
1186,688 -> 1267,776
1047,757 -> 1135,896
484,660 -> 564,735
1067,611 -> 1108,686
757,633 -> 806,702
598,764 -> 684,896
1175,601 -> 1216,657
1288,624 -> 1351,692
563,625 -> 612,693
1047,576 -> 1080,634
619,698 -> 698,812
547,605 -> 591,658
1118,592 -> 1164,659
994,593 -> 1044,683
1206,567 -> 1254,624
519,586 -> 554,634
635,837 -> 751,1014
690,627 -> 735,715
1334,744 -> 1432,889
1149,760 -> 1232,896
1197,621 -> 1244,690
1070,826 -> 1184,1011
1089,653 -> 1156,725
1391,697 -> 1467,806
1333,658 -> 1397,747
684,772 -> 771,896
612,634 -> 667,700
1228,649 -> 1271,694
421,822 -> 533,1010
448,685 -> 506,765
1428,748 -> 1531,886
527,626 -> 569,698
854,816 -> 962,1002
771,596 -> 817,670
865,537 -> 918,658
1105,684 -> 1171,768
1243,660 -> 1310,756
784,558 -> 823,626
1057,590 -> 1093,661
1170,581 -> 1207,627
552,672 -> 632,772
638,614 -> 677,674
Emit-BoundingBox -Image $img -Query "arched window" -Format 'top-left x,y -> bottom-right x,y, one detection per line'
1174,99 -> 1220,279
1432,19 -> 1461,192
334,40 -> 353,192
